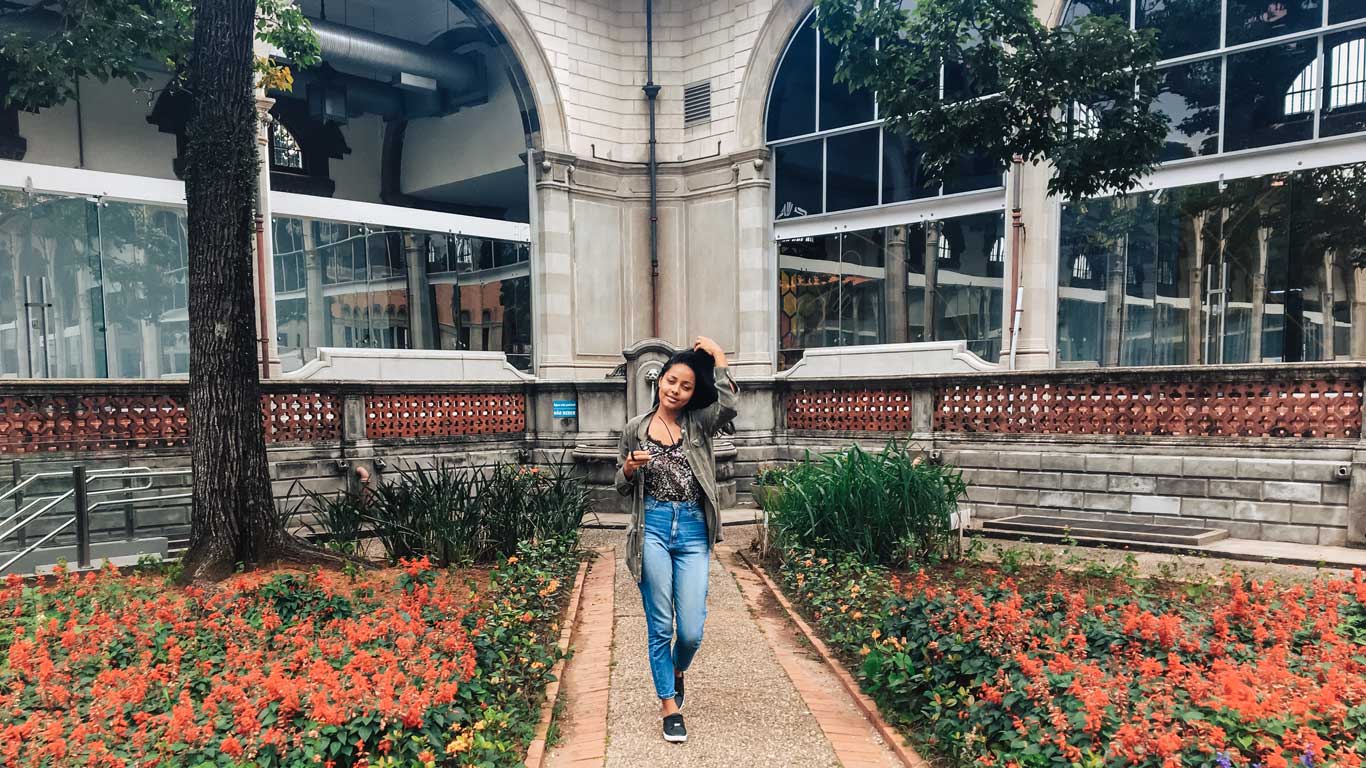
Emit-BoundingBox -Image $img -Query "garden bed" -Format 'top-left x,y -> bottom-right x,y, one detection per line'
0,537 -> 582,768
768,548 -> 1366,767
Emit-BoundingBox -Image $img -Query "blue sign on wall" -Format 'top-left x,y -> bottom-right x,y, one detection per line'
552,399 -> 578,419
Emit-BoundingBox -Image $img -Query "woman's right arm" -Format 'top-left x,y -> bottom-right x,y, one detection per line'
614,425 -> 635,496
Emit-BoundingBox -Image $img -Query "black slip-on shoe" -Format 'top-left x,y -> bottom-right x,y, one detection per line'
674,673 -> 685,711
663,713 -> 687,743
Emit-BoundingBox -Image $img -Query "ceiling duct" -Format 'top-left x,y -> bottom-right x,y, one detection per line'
311,19 -> 485,107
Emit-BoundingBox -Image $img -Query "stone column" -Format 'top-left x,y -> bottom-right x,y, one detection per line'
1011,162 -> 1059,369
304,224 -> 326,350
885,225 -> 909,344
734,153 -> 774,376
404,233 -> 432,350
253,89 -> 282,378
1353,267 -> 1366,359
532,151 -> 576,378
1250,226 -> 1271,362
923,223 -> 940,340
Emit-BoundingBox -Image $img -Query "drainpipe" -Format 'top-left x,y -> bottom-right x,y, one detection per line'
643,0 -> 661,338
1006,156 -> 1025,370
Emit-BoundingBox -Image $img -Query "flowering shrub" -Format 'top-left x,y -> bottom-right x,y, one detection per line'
0,535 -> 580,767
778,548 -> 1366,767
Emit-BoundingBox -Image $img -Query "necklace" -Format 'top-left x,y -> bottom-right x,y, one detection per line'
651,413 -> 678,446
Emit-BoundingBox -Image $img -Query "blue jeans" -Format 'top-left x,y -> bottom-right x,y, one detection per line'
639,496 -> 711,700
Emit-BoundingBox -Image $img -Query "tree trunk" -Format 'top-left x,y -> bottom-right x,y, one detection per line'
178,0 -> 273,582
178,0 -> 354,582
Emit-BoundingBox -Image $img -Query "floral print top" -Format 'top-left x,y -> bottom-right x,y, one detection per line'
642,435 -> 702,502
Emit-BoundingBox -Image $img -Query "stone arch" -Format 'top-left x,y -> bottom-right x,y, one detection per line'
735,0 -> 814,152
454,0 -> 570,154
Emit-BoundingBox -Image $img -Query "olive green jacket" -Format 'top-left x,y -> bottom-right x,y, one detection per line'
615,367 -> 739,583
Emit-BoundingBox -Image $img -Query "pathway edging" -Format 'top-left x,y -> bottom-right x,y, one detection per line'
524,558 -> 591,768
736,549 -> 932,768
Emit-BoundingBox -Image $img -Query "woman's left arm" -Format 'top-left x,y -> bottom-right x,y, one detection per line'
695,336 -> 739,433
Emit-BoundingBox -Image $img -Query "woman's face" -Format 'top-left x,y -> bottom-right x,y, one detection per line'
657,364 -> 696,411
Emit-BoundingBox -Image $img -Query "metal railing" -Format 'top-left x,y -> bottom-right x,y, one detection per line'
0,465 -> 191,574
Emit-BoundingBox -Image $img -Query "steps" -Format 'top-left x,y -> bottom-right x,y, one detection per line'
980,515 -> 1228,547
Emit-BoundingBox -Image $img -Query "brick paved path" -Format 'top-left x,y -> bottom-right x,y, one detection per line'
545,528 -> 906,768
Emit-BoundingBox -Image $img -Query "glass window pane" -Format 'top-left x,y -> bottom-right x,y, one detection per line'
943,152 -> 1005,194
1153,59 -> 1221,161
1227,0 -> 1323,45
778,234 -> 842,367
774,140 -> 823,219
882,131 -> 937,203
1138,0 -> 1219,59
934,212 -> 1004,361
767,18 -> 817,140
839,229 -> 887,346
1061,0 -> 1131,25
0,191 -> 19,377
1321,30 -> 1366,137
1225,39 -> 1318,151
818,31 -> 875,130
825,129 -> 879,212
1057,198 -> 1121,366
1330,0 -> 1366,23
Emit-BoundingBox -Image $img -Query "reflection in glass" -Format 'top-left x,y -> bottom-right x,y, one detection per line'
1061,0 -> 1130,25
943,152 -> 1005,195
1138,0 -> 1219,59
272,218 -> 532,373
1057,163 -> 1366,367
882,131 -> 937,203
819,32 -> 875,130
99,202 -> 189,378
1153,60 -> 1221,160
767,21 -> 817,140
1330,0 -> 1366,22
777,214 -> 1004,369
1227,0 -> 1322,45
1322,31 -> 1366,137
774,140 -> 823,219
825,129 -> 879,212
935,213 -> 1005,360
1225,39 -> 1317,151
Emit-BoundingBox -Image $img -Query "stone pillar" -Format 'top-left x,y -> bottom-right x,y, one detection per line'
1188,212 -> 1209,365
1321,249 -> 1336,360
923,223 -> 940,340
735,153 -> 774,376
1250,226 -> 1271,362
533,151 -> 576,378
1011,162 -> 1059,369
304,224 -> 326,350
140,319 -> 162,378
1352,267 -> 1366,360
253,89 -> 282,378
404,233 -> 432,350
885,225 -> 909,344
1103,241 -> 1127,367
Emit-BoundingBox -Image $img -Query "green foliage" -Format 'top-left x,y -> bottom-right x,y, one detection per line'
769,440 -> 965,567
0,0 -> 318,112
777,548 -> 1366,766
301,459 -> 590,567
814,0 -> 1167,200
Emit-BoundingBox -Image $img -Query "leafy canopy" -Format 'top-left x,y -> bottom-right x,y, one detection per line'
0,0 -> 319,111
814,0 -> 1168,200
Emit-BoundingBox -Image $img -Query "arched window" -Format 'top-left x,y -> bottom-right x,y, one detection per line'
765,9 -> 1004,221
270,121 -> 305,171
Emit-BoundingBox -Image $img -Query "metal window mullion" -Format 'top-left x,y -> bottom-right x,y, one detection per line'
814,16 -> 821,134
1220,0 -> 1228,48
1217,54 -> 1228,154
822,138 -> 828,215
877,128 -> 885,206
1315,33 -> 1326,139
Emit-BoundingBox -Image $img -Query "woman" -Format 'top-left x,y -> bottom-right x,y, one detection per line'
615,336 -> 739,744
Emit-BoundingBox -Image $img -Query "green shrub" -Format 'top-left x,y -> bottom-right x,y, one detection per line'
769,440 -> 965,567
302,459 -> 590,566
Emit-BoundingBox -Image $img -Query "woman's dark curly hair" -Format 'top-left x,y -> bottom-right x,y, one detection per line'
652,349 -> 718,412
